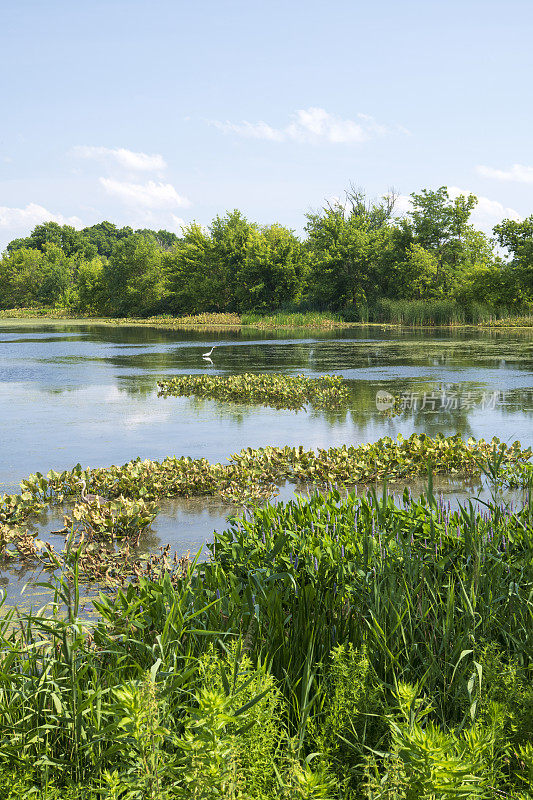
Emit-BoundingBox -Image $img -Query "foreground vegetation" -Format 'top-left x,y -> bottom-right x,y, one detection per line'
0,437 -> 532,798
1,186 -> 533,323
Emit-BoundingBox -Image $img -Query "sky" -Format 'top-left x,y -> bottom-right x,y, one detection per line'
0,0 -> 532,249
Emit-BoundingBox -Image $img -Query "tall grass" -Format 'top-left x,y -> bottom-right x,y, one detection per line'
241,311 -> 344,329
113,311 -> 242,326
0,451 -> 532,796
481,314 -> 533,328
371,299 -> 495,326
0,307 -> 82,319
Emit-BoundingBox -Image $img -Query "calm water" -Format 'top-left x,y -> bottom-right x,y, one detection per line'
1,320 -> 532,603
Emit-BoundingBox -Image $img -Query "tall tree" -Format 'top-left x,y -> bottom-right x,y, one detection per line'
165,224 -> 216,314
236,224 -> 305,311
0,244 -> 72,307
102,235 -> 165,316
404,187 -> 477,292
6,221 -> 90,258
81,222 -> 133,257
493,216 -> 533,303
210,210 -> 255,310
305,190 -> 397,310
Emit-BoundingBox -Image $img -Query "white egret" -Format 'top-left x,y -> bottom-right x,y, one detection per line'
203,346 -> 216,357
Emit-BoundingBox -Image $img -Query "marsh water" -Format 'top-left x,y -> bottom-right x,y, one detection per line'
1,319 -> 532,605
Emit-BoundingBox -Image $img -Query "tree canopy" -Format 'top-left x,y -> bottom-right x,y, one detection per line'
0,187 -> 530,318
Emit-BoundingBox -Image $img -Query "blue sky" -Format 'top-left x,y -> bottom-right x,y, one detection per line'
1,0 -> 532,249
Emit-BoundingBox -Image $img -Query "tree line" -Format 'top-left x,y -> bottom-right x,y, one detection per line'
1,187 -> 532,318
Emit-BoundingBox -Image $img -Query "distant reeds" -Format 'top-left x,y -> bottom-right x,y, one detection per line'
370,299 -> 494,326
241,311 -> 344,329
2,305 -> 533,328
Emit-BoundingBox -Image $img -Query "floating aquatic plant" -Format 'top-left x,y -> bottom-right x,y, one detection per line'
158,372 -> 350,411
2,435 -> 531,536
68,496 -> 158,541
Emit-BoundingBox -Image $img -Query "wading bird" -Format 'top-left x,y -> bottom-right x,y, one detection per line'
79,478 -> 107,505
203,346 -> 216,357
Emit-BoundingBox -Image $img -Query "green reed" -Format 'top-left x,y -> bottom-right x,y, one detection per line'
241,311 -> 344,329
372,299 -> 494,326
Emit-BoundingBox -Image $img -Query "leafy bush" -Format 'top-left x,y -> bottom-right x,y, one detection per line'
365,684 -> 498,799
194,643 -> 283,796
309,644 -> 385,785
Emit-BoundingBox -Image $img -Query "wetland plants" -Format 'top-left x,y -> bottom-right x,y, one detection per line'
0,476 -> 531,797
0,435 -> 531,798
157,373 -> 350,411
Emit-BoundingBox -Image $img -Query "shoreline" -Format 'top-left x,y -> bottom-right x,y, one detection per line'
1,309 -> 533,330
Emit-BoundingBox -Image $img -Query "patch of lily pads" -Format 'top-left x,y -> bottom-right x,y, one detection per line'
0,433 -> 531,586
157,373 -> 350,410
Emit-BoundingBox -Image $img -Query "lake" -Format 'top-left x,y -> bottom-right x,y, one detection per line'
1,320 -> 532,604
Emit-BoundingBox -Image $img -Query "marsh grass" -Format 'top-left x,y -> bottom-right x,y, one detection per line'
241,311 -> 345,329
0,470 -> 532,797
481,314 -> 533,328
0,307 -> 82,319
3,306 -> 533,329
372,299 -> 494,326
0,439 -> 532,797
108,311 -> 242,328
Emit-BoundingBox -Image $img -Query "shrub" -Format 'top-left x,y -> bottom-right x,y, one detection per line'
309,644 -> 385,785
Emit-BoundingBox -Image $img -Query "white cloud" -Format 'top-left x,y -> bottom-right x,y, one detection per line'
476,163 -> 533,184
0,202 -> 82,230
99,178 -> 191,208
72,145 -> 167,172
170,214 -> 187,231
393,194 -> 414,216
211,107 -> 404,145
212,119 -> 285,141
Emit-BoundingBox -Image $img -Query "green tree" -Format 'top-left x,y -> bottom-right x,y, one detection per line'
236,223 -> 305,311
210,210 -> 255,310
400,243 -> 441,299
81,221 -> 133,257
136,228 -> 180,250
0,244 -> 72,308
305,190 -> 397,310
493,216 -> 533,304
404,187 -> 478,293
76,256 -> 107,313
102,235 -> 165,316
6,221 -> 90,258
165,224 -> 216,314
